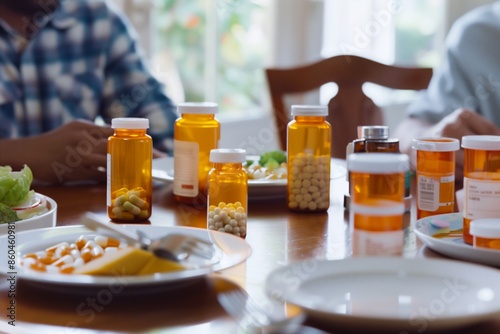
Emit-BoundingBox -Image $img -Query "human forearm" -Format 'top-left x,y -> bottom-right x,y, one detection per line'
0,137 -> 36,170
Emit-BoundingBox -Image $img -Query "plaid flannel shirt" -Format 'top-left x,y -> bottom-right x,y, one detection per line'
0,0 -> 177,152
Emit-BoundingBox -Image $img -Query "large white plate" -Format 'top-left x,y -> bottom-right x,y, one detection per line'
0,193 -> 57,235
152,156 -> 346,199
415,212 -> 500,267
265,257 -> 500,332
0,225 -> 251,289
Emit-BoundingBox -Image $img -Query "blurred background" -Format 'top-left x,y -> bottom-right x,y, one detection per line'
113,0 -> 495,153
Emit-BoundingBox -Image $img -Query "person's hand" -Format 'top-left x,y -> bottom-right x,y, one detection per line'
23,120 -> 114,184
422,108 -> 500,181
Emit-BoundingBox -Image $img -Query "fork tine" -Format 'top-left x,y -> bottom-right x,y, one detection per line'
218,289 -> 269,329
180,244 -> 214,259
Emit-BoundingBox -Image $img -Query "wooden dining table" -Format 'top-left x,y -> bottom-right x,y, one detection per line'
1,162 -> 500,334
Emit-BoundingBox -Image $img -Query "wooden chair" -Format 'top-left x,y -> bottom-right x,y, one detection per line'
265,55 -> 433,158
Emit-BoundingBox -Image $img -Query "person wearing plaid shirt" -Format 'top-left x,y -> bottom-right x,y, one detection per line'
0,0 -> 177,184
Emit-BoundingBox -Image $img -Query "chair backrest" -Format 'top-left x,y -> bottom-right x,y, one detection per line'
265,55 -> 433,158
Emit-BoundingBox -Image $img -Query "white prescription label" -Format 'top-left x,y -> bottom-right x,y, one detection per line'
464,177 -> 500,220
173,140 -> 199,197
417,175 -> 439,212
353,229 -> 404,256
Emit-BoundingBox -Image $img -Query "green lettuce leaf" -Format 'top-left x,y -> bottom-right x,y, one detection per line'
0,202 -> 20,224
0,165 -> 33,207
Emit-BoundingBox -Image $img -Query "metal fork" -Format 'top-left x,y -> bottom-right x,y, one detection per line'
81,212 -> 216,263
218,289 -> 314,334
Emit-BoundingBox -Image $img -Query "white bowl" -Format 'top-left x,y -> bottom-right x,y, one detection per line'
0,194 -> 57,234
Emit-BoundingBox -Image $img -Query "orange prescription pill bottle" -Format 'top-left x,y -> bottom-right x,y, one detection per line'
462,135 -> 500,245
174,102 -> 220,204
207,149 -> 248,239
287,105 -> 331,212
470,218 -> 500,250
347,153 -> 409,256
412,138 -> 459,220
107,118 -> 152,222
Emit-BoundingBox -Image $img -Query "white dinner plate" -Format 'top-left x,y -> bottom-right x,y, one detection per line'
0,225 -> 251,289
415,212 -> 500,267
152,156 -> 346,199
265,257 -> 500,332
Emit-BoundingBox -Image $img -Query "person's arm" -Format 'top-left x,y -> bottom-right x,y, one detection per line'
98,4 -> 177,154
0,121 -> 113,184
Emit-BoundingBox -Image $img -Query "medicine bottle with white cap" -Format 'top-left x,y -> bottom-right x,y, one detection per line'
286,105 -> 331,212
107,117 -> 152,222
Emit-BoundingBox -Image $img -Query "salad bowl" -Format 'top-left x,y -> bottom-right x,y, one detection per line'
0,193 -> 57,234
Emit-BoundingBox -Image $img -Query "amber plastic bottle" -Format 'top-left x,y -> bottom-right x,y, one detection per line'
412,138 -> 459,220
107,118 -> 152,222
207,149 -> 248,238
174,102 -> 220,204
347,153 -> 409,256
462,135 -> 500,245
287,105 -> 331,212
353,126 -> 399,153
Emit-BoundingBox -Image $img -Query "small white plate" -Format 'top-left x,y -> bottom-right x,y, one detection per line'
265,257 -> 500,332
0,225 -> 251,290
415,212 -> 500,267
152,156 -> 346,199
0,193 -> 57,235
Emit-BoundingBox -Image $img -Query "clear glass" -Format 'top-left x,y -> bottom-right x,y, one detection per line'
463,149 -> 500,245
287,115 -> 331,212
174,113 -> 220,204
107,128 -> 152,222
415,139 -> 457,220
207,162 -> 248,238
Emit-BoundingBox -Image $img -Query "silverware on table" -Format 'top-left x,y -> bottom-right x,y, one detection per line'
218,288 -> 327,334
80,212 -> 216,263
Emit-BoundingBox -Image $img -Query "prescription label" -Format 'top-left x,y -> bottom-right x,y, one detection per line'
173,140 -> 199,197
464,177 -> 500,220
417,175 -> 439,212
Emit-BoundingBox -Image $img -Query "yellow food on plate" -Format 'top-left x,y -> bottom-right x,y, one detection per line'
138,256 -> 185,275
20,234 -> 187,276
73,247 -> 152,275
73,247 -> 185,276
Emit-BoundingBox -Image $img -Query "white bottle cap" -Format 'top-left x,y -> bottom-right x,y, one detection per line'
291,105 -> 328,116
178,102 -> 218,114
210,148 -> 246,163
462,135 -> 500,150
347,153 -> 409,173
111,118 -> 149,129
412,138 -> 460,152
470,219 -> 500,238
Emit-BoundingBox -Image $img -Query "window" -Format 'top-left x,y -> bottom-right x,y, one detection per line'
117,0 -> 489,122
321,0 -> 445,106
151,0 -> 270,116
